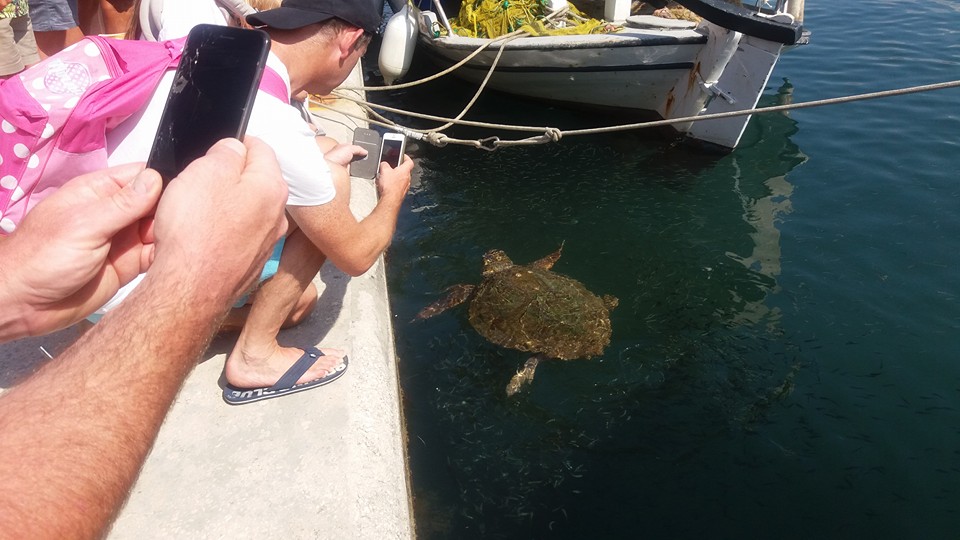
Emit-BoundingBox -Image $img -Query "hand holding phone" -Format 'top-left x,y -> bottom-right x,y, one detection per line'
378,132 -> 406,175
147,24 -> 271,187
374,136 -> 413,203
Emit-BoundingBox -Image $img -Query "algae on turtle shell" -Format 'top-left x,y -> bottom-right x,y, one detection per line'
417,245 -> 617,395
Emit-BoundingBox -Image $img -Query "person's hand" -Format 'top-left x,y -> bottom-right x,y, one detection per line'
323,143 -> 368,169
0,163 -> 162,339
149,137 -> 288,308
376,154 -> 413,203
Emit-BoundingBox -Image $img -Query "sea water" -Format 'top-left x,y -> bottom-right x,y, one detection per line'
375,1 -> 960,537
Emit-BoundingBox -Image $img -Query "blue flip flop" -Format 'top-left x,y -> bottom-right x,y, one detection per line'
222,347 -> 348,405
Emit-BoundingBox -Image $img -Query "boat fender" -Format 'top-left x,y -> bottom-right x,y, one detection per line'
379,4 -> 418,85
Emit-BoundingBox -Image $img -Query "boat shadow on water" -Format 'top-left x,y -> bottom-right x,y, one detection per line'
388,80 -> 810,538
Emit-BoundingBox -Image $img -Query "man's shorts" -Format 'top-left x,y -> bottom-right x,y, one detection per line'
0,14 -> 40,75
28,0 -> 79,32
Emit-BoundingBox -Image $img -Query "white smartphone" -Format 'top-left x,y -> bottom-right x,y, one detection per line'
378,132 -> 406,174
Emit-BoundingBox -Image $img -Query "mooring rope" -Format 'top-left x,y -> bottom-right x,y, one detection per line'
309,79 -> 960,151
339,28 -> 528,92
337,7 -> 572,93
421,34 -> 519,133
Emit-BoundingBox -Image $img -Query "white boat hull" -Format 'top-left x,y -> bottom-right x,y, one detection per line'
412,0 -> 807,149
419,32 -> 705,111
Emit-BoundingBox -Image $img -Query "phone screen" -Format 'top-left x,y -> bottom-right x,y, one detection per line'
380,138 -> 404,169
147,25 -> 271,185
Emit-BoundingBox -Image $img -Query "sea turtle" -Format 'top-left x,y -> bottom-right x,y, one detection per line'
416,245 -> 618,396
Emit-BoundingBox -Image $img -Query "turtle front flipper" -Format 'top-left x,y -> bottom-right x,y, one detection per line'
415,284 -> 476,320
531,241 -> 565,271
505,356 -> 543,396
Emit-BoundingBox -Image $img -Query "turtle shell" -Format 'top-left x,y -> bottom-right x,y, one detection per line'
467,264 -> 614,360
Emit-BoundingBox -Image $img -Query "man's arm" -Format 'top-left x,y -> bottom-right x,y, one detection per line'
0,138 -> 288,538
0,263 -> 233,538
289,156 -> 413,276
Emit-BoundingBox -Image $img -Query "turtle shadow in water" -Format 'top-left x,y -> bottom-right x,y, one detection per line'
416,244 -> 617,396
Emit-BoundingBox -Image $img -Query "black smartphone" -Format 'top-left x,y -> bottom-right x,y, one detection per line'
147,24 -> 271,186
378,132 -> 406,174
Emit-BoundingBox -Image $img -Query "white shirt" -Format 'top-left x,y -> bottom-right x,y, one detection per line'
137,0 -> 229,41
96,52 -> 336,317
159,0 -> 227,40
106,52 -> 336,207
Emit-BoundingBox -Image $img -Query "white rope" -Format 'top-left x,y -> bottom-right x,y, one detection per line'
421,34 -> 519,133
312,79 -> 960,150
338,8 -> 570,92
340,30 -> 528,92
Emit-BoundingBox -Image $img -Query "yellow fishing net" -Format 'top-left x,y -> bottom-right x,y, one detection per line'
449,0 -> 617,38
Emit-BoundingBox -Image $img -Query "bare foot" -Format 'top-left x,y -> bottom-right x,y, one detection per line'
224,343 -> 346,389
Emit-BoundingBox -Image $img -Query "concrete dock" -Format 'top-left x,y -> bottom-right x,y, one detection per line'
0,64 -> 415,539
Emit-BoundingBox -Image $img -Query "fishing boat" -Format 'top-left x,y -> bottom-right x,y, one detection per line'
379,0 -> 808,150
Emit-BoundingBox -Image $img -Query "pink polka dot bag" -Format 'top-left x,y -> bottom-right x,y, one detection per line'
0,35 -> 288,236
0,36 -> 189,234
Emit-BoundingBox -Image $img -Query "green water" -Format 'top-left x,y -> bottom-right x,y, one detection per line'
377,1 -> 960,537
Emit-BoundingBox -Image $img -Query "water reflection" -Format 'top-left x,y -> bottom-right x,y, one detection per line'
727,83 -> 802,327
389,81 -> 809,538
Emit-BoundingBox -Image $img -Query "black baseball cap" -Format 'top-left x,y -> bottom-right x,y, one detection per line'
247,0 -> 383,35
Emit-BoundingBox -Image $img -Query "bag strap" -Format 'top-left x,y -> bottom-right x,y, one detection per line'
259,67 -> 289,103
58,36 -> 186,153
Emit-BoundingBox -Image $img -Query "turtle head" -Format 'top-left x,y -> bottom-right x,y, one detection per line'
481,249 -> 514,276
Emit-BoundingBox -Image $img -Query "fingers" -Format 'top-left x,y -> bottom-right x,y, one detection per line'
48,163 -> 150,216
150,137 -> 288,303
377,154 -> 414,176
376,153 -> 413,204
323,143 -> 368,167
211,137 -> 248,161
174,138 -> 248,186
86,168 -> 162,242
377,153 -> 414,173
346,144 -> 368,158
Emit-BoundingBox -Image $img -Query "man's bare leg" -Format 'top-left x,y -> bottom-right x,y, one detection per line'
224,228 -> 346,389
219,281 -> 319,333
